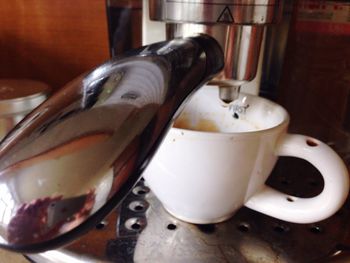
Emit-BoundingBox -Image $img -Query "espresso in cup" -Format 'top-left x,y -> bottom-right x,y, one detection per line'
143,86 -> 349,224
174,115 -> 262,133
174,117 -> 220,132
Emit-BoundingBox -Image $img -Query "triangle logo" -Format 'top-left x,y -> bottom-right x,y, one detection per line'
217,6 -> 234,23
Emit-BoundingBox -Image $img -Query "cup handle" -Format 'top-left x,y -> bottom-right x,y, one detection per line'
245,134 -> 349,223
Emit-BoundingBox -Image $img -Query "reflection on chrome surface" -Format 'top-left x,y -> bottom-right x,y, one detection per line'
0,35 -> 223,252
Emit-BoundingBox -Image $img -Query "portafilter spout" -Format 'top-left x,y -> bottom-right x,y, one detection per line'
0,35 -> 223,252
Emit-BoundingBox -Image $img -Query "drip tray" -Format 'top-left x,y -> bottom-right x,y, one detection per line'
28,157 -> 350,262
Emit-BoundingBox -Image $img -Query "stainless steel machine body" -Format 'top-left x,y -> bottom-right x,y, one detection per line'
147,0 -> 282,102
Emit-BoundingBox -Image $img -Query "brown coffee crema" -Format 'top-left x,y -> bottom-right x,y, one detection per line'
174,116 -> 219,132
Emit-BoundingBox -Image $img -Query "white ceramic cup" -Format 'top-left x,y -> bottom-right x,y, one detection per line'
143,86 -> 350,224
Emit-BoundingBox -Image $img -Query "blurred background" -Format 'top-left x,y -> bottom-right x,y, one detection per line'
0,1 -> 109,93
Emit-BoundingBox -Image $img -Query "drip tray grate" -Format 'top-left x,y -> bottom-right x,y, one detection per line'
28,157 -> 350,262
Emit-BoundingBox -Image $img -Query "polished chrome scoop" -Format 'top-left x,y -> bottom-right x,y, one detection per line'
0,35 -> 223,252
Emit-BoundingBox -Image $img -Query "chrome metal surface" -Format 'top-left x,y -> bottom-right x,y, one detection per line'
27,157 -> 350,262
218,85 -> 241,103
0,35 -> 223,252
148,0 -> 279,103
149,0 -> 282,24
109,169 -> 350,263
167,24 -> 264,87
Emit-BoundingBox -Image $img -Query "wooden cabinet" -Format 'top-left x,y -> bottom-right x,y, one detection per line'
0,1 -> 109,91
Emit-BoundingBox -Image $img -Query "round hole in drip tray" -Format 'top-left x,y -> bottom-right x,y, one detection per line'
167,223 -> 177,230
95,220 -> 108,230
135,205 -> 143,211
237,223 -> 250,233
128,200 -> 148,212
309,225 -> 323,234
125,217 -> 146,232
132,186 -> 150,196
132,223 -> 141,230
273,225 -> 289,233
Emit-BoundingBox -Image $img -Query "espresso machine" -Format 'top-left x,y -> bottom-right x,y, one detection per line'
1,0 -> 350,262
110,0 -> 284,104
